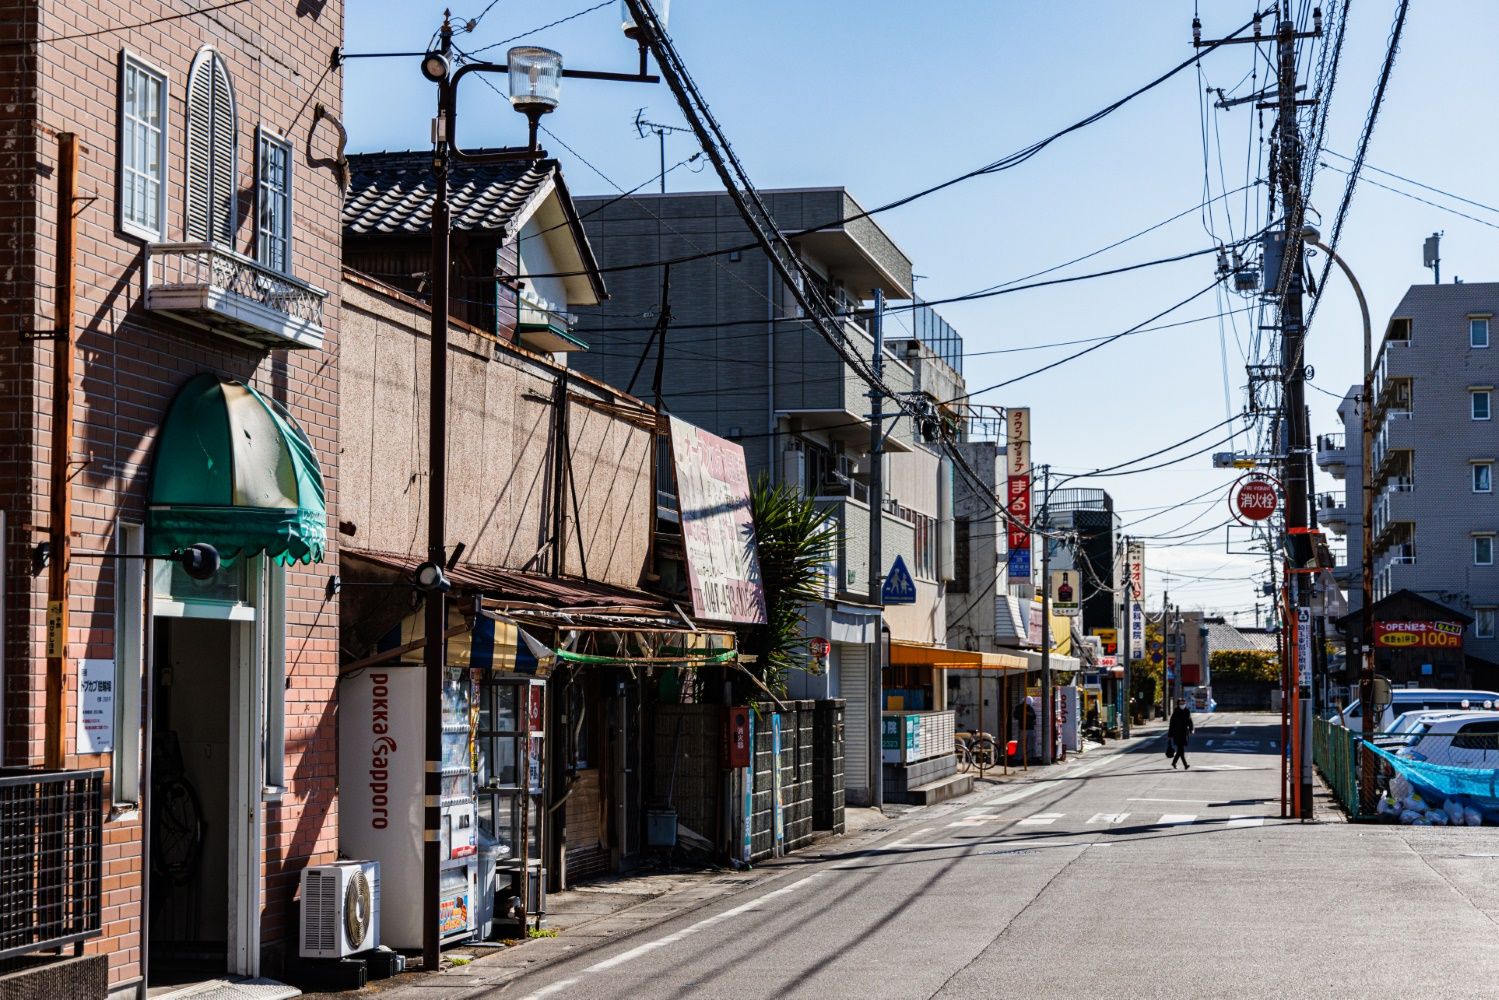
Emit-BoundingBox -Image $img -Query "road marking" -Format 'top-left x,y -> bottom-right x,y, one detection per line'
1228,815 -> 1265,827
1159,813 -> 1198,825
1087,812 -> 1129,824
1019,813 -> 1063,826
884,827 -> 934,849
1129,797 -> 1210,803
584,872 -> 827,973
947,817 -> 994,828
1192,764 -> 1252,771
516,980 -> 580,1000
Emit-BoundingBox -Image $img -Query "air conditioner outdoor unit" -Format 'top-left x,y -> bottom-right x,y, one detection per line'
301,860 -> 380,959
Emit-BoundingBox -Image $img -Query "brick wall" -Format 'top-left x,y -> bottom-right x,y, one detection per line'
1,1 -> 345,986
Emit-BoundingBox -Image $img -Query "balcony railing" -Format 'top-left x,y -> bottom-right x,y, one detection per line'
0,768 -> 103,962
145,241 -> 328,350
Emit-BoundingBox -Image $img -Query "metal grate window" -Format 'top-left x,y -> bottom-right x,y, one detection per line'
0,769 -> 103,961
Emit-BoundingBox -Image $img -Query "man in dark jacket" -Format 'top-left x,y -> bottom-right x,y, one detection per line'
1168,699 -> 1194,769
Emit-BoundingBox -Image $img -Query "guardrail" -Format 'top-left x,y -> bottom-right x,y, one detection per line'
1312,719 -> 1373,821
0,768 -> 104,961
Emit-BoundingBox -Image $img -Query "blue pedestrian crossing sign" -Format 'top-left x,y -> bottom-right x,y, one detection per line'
881,555 -> 918,605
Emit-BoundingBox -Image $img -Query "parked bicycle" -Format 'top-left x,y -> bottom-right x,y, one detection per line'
954,732 -> 1000,774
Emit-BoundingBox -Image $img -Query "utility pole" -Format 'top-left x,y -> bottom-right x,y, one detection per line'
869,288 -> 885,808
1039,465 -> 1053,764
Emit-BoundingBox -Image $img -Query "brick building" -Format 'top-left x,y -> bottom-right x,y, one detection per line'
0,2 -> 345,994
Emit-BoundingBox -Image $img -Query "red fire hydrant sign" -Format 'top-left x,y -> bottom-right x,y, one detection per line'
1231,474 -> 1280,523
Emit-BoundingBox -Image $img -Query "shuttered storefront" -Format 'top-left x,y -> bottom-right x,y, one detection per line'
840,644 -> 871,803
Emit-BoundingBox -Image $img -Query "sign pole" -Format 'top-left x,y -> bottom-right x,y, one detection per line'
869,287 -> 885,810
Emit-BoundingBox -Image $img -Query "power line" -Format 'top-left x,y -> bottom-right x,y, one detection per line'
1324,149 -> 1499,217
3,0 -> 255,45
465,0 -> 614,55
1317,162 -> 1499,233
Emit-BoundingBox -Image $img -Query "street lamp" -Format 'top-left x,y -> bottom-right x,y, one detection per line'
507,46 -> 563,147
1301,223 -> 1376,802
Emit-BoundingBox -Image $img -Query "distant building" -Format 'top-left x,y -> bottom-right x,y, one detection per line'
1317,282 -> 1499,679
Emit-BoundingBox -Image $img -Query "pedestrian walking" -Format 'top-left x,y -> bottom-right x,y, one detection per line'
1168,698 -> 1194,770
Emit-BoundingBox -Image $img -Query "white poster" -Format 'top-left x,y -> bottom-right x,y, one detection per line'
1130,602 -> 1145,660
1050,569 -> 1082,617
76,658 -> 114,754
668,416 -> 768,625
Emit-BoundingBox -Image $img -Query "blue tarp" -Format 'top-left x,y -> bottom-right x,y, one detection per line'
1364,740 -> 1499,806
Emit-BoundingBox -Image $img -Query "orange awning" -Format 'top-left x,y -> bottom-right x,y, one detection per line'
888,641 -> 1027,672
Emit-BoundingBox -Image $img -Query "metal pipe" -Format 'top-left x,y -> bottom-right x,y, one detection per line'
869,288 -> 885,809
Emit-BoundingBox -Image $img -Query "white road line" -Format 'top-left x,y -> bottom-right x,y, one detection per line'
584,872 -> 827,973
1129,797 -> 1211,804
1159,813 -> 1198,825
947,816 -> 998,827
1228,815 -> 1265,827
987,783 -> 1048,807
1019,813 -> 1063,826
1087,812 -> 1129,824
515,980 -> 580,1000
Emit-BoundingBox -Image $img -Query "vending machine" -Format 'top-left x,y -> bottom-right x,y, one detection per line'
340,665 -> 478,949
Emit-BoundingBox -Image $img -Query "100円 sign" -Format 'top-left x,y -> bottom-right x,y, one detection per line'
1375,620 -> 1464,649
1229,473 -> 1280,524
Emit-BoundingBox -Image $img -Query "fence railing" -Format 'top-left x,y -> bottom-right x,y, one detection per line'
0,768 -> 104,961
1312,719 -> 1373,821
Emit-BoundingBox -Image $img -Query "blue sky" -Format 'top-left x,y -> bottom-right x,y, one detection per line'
344,1 -> 1499,617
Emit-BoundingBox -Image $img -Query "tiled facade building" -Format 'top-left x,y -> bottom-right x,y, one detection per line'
0,2 -> 345,992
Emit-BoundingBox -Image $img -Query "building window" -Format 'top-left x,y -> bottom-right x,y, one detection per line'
1477,608 -> 1496,640
185,48 -> 237,244
119,53 -> 167,241
1473,317 -> 1492,348
112,522 -> 146,806
950,517 -> 970,593
1475,462 -> 1493,494
1474,390 -> 1492,421
256,128 -> 292,272
1476,535 -> 1495,566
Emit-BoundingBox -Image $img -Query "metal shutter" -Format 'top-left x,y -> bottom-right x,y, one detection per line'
840,644 -> 870,798
185,51 -> 236,244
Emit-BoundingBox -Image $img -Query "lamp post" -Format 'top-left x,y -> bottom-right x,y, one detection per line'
1301,224 -> 1375,805
417,10 -> 662,970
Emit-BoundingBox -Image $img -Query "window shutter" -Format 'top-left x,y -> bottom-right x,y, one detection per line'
185,57 -> 212,240
185,50 -> 237,245
209,56 -> 236,243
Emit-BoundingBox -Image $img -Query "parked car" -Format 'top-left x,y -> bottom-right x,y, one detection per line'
1329,688 -> 1499,733
1372,710 -> 1478,749
1396,712 -> 1499,768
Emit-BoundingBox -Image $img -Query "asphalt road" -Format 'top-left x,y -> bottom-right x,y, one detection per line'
495,714 -> 1499,1000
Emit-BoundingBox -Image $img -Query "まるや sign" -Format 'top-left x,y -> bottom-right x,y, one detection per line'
1375,620 -> 1464,649
1231,474 -> 1279,523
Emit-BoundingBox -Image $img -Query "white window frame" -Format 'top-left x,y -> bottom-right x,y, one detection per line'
1473,316 -> 1492,349
118,51 -> 168,242
1477,608 -> 1496,640
262,562 -> 287,796
255,126 -> 293,273
1475,462 -> 1493,494
1474,390 -> 1492,422
1476,535 -> 1495,567
112,522 -> 146,808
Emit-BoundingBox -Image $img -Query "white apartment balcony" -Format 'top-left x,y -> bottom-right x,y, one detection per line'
145,242 -> 328,350
1315,432 -> 1348,478
1372,411 -> 1415,479
1315,491 -> 1349,535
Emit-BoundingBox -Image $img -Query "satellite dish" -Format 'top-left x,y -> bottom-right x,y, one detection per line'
1371,676 -> 1393,713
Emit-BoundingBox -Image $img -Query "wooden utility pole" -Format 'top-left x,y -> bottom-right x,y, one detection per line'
44,133 -> 79,771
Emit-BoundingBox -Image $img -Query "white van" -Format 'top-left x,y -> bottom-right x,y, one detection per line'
1330,688 -> 1499,733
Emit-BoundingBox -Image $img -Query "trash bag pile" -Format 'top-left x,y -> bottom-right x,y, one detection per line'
1375,780 -> 1487,826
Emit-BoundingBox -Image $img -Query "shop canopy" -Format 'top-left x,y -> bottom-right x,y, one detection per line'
148,373 -> 326,564
1021,650 -> 1082,674
888,641 -> 1027,672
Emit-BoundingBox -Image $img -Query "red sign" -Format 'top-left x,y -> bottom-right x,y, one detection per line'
1007,475 -> 1031,550
809,636 -> 831,660
723,706 -> 751,768
1375,621 -> 1463,650
1233,476 -> 1279,522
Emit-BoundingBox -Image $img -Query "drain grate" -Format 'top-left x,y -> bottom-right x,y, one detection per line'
983,848 -> 1037,857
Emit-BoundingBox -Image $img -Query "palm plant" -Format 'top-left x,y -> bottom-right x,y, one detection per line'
747,476 -> 838,696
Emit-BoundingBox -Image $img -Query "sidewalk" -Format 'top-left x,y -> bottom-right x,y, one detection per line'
322,729 -> 1158,998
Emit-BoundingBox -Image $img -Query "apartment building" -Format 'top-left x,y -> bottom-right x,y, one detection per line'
1317,282 -> 1499,680
569,188 -> 958,804
0,3 -> 345,994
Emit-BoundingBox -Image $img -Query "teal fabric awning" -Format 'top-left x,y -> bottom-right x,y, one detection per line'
148,373 -> 327,564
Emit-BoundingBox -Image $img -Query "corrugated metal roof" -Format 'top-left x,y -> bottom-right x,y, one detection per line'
344,151 -> 554,235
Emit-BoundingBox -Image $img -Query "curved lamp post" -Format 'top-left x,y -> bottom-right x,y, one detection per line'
1301,224 -> 1376,803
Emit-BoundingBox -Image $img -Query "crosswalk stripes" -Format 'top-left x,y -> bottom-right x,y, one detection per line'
1158,814 -> 1198,825
1017,813 -> 1063,826
1228,815 -> 1265,827
906,811 -> 1272,839
1087,813 -> 1129,824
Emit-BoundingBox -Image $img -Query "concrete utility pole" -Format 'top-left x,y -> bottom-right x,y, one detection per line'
1039,465 -> 1053,764
869,288 -> 885,808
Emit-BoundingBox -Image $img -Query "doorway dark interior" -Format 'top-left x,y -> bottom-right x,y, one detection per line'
148,617 -> 233,984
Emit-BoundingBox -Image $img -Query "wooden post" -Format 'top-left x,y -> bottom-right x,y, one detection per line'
44,133 -> 79,771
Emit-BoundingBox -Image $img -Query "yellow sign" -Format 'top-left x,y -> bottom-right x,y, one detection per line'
45,600 -> 65,658
1092,628 -> 1118,655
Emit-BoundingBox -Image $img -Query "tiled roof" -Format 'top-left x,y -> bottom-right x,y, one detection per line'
1207,620 -> 1279,653
343,151 -> 555,235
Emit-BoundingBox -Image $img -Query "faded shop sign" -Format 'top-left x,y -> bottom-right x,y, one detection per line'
668,417 -> 768,625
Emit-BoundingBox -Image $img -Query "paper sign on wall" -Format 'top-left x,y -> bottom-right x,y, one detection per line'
76,659 -> 114,754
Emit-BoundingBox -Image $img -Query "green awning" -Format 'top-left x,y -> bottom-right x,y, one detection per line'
147,373 -> 327,565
